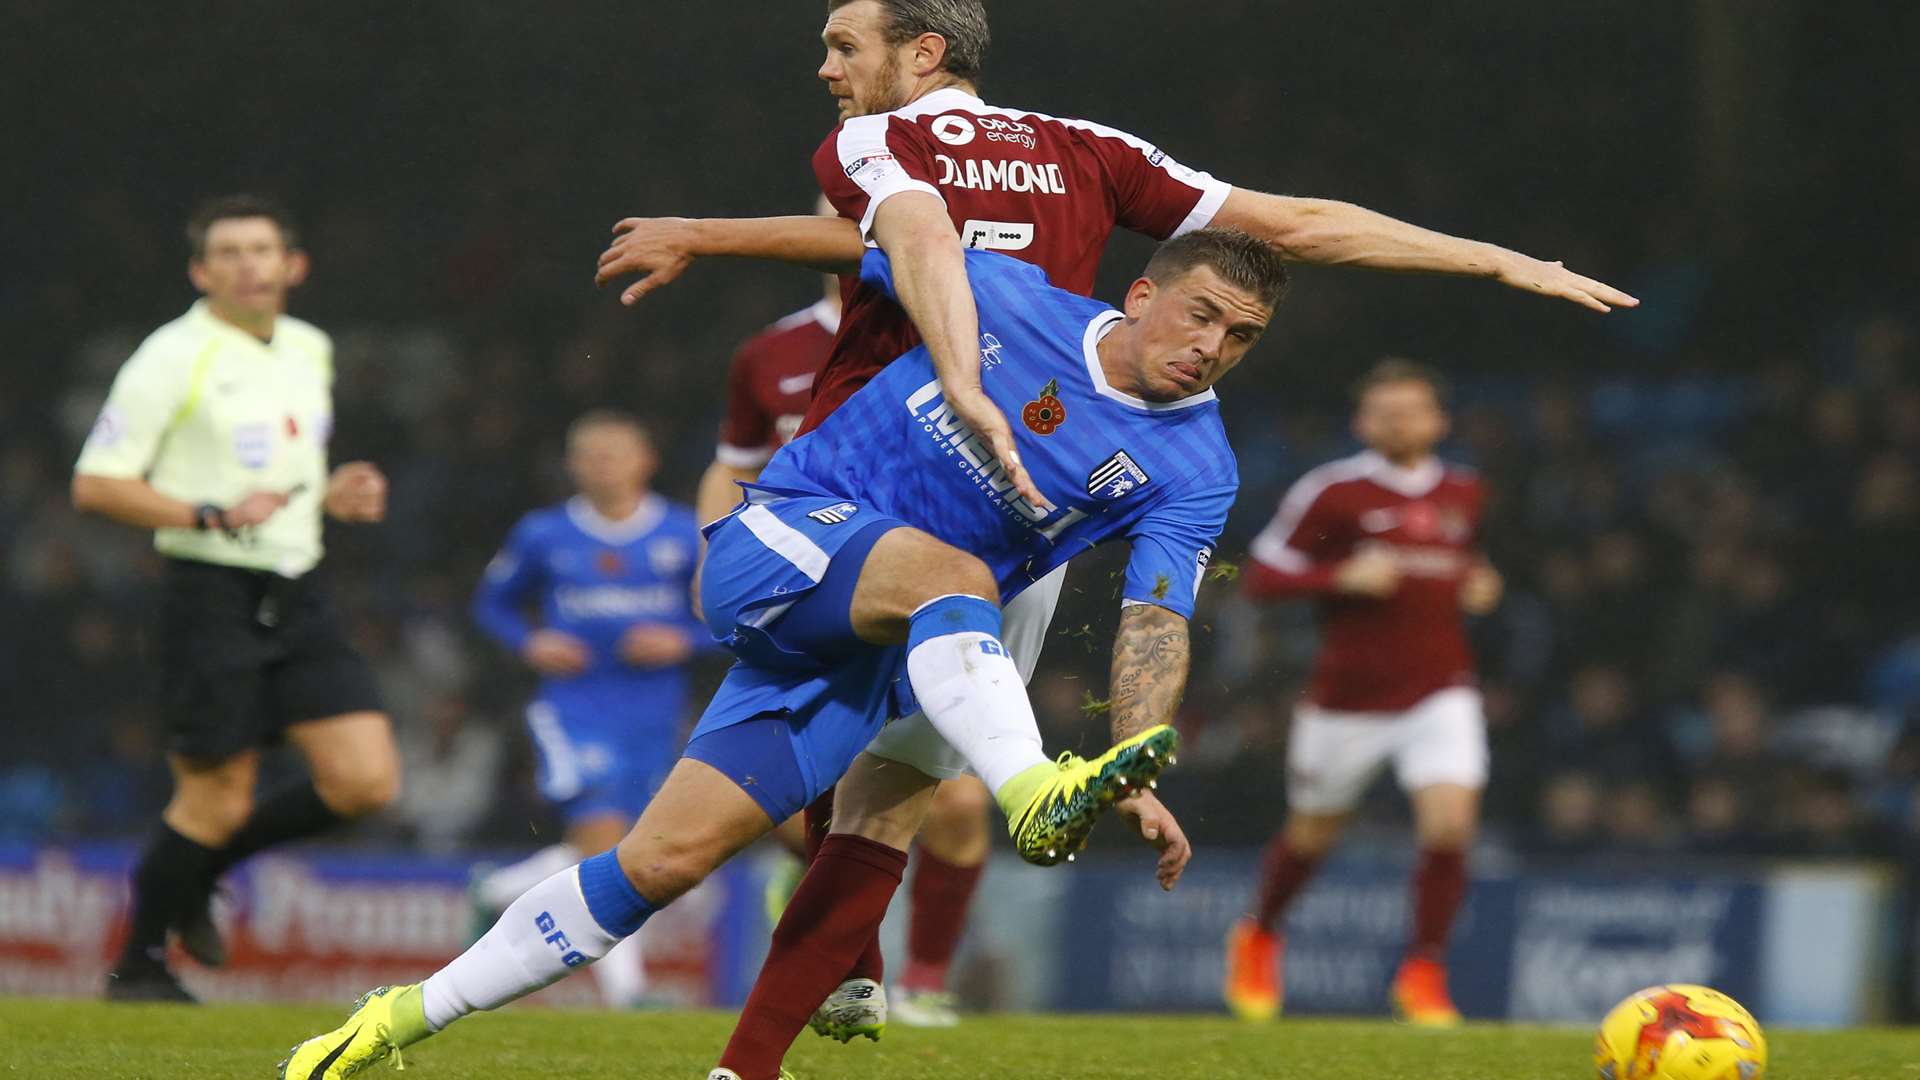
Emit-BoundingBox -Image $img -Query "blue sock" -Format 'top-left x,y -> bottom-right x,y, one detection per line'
907,593 -> 1002,651
577,849 -> 655,938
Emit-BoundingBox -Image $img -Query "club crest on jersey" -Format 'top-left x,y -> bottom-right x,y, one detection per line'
1087,450 -> 1150,499
1022,379 -> 1066,435
807,502 -> 860,525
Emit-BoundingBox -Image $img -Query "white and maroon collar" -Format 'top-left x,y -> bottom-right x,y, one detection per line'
894,86 -> 985,120
1356,450 -> 1444,497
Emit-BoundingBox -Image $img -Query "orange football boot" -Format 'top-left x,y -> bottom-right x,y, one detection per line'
1391,954 -> 1463,1027
1223,917 -> 1281,1022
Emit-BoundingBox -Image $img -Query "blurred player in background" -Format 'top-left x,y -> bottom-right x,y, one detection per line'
696,196 -> 993,1030
1225,359 -> 1501,1026
72,195 -> 399,1002
469,410 -> 703,1009
598,0 -> 1634,1057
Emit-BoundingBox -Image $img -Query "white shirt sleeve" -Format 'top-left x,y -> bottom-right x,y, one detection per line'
74,338 -> 194,480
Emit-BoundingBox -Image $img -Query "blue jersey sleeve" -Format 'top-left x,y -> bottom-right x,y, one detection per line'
472,516 -> 545,652
1121,480 -> 1236,619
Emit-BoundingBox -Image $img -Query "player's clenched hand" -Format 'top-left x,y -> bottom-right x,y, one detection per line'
524,629 -> 592,676
1460,562 -> 1504,615
1116,789 -> 1191,891
598,217 -> 698,306
1488,248 -> 1640,313
945,384 -> 1052,511
325,461 -> 388,523
225,489 -> 292,527
618,624 -> 695,668
1333,549 -> 1402,597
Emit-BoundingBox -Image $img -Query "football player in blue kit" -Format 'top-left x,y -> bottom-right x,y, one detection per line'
280,227 -> 1288,1077
468,410 -> 704,1008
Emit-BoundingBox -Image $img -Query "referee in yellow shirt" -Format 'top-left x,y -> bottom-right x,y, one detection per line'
73,196 -> 402,1001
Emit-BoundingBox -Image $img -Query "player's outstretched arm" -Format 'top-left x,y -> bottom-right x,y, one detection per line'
869,191 -> 1049,509
596,215 -> 866,306
1210,189 -> 1639,313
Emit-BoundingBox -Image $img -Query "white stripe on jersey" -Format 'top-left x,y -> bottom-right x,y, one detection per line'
848,87 -> 1232,239
836,115 -> 944,240
739,503 -> 831,581
1248,452 -> 1457,573
768,297 -> 843,336
1249,454 -> 1379,572
1006,111 -> 1230,236
901,91 -> 1232,236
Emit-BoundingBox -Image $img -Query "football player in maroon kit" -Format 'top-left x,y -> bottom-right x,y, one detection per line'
1226,359 -> 1502,1027
595,3 -> 1629,1075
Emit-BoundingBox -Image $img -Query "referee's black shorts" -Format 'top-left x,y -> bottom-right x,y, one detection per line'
158,557 -> 384,761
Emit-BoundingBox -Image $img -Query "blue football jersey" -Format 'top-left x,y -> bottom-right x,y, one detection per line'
755,249 -> 1238,617
473,495 -> 704,692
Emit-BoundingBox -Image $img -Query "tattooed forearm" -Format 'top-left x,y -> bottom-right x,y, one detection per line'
1108,602 -> 1191,741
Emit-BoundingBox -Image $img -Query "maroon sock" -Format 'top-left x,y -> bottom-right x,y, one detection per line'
1253,836 -> 1322,931
720,834 -> 908,1080
1409,848 -> 1469,958
902,848 -> 985,993
800,787 -> 886,983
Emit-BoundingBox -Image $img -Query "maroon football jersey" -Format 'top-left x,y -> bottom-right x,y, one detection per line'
1246,452 -> 1487,712
714,299 -> 838,469
803,87 -> 1231,433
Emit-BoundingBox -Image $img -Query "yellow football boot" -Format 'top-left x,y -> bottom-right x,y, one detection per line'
1004,725 -> 1179,865
277,983 -> 427,1079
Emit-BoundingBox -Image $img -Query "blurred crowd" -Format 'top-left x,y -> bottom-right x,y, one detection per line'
2,2 -> 1915,865
5,309 -> 1917,862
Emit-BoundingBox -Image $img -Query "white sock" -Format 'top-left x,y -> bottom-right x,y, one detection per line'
421,864 -> 620,1030
591,930 -> 648,1008
477,843 -> 580,911
905,597 -> 1048,797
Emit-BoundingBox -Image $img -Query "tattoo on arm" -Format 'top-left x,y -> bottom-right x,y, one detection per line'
1108,603 -> 1191,741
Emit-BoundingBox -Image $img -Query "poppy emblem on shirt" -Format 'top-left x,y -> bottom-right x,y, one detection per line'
1022,378 -> 1066,435
285,415 -> 300,438
595,550 -> 625,576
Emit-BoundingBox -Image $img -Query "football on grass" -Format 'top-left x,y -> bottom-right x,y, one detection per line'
1594,983 -> 1766,1080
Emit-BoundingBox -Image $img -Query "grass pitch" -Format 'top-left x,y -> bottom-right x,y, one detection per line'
0,999 -> 1912,1079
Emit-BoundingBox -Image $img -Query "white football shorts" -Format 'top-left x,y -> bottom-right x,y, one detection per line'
1285,686 -> 1488,814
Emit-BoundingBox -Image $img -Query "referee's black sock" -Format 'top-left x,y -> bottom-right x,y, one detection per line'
118,824 -> 220,968
207,779 -> 349,878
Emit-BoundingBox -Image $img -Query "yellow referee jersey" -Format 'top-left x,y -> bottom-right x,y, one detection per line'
75,300 -> 335,577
